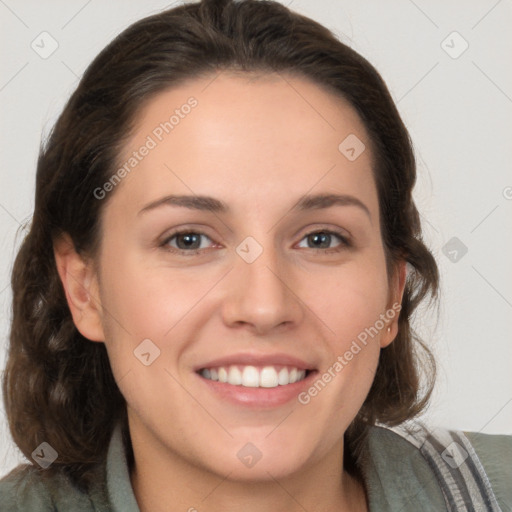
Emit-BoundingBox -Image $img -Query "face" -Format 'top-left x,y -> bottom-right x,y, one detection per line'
73,72 -> 405,481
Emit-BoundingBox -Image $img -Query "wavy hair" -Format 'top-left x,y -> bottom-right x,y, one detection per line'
3,0 -> 439,489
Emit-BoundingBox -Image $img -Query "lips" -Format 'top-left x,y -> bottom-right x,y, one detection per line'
195,353 -> 316,405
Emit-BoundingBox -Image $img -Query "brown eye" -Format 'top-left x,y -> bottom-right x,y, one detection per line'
162,231 -> 215,254
297,230 -> 350,251
174,233 -> 202,250
307,232 -> 333,249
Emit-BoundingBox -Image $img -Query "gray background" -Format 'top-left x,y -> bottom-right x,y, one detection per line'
1,0 -> 511,478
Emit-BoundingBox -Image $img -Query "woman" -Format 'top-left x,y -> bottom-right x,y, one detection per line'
1,0 -> 510,510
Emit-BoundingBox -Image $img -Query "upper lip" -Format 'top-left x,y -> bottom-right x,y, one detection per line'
195,352 -> 316,372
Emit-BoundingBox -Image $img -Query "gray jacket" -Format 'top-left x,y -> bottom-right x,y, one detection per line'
1,421 -> 510,511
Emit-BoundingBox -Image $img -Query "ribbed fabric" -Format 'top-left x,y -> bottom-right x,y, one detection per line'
390,422 -> 503,512
1,420 -> 509,510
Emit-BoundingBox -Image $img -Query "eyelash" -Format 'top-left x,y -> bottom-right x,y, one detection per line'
159,228 -> 352,256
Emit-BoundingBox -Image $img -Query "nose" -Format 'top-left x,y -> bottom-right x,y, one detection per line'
221,243 -> 304,335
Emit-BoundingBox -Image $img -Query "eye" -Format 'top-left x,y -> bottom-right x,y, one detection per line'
161,230 -> 215,254
159,228 -> 351,256
296,230 -> 350,252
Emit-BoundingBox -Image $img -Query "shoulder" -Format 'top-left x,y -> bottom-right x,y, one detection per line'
0,464 -> 53,511
362,425 -> 448,509
0,463 -> 110,511
368,422 -> 512,512
464,430 -> 512,512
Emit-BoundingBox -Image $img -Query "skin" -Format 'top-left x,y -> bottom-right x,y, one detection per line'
54,71 -> 406,512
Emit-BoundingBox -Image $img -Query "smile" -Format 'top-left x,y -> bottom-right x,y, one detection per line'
199,365 -> 308,388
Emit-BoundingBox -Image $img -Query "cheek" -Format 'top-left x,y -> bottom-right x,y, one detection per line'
96,259 -> 201,419
297,259 -> 389,408
307,258 -> 389,342
98,248 -> 210,340
96,251 -> 225,394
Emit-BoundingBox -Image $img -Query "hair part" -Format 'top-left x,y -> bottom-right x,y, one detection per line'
3,0 -> 439,488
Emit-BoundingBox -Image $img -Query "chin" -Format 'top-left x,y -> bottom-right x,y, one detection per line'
220,456 -> 309,483
194,435 -> 317,483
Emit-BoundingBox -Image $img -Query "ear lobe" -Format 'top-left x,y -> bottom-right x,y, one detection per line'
53,233 -> 105,342
380,259 -> 407,348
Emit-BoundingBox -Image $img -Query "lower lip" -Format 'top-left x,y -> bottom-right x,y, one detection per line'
196,371 -> 317,408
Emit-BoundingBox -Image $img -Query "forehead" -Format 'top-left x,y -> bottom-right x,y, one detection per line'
109,71 -> 377,219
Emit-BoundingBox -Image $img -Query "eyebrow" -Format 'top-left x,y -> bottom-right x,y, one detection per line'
293,193 -> 371,219
138,195 -> 226,215
138,193 -> 371,219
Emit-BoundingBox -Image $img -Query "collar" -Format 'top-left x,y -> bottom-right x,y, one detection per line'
105,422 -> 140,512
104,422 -> 446,511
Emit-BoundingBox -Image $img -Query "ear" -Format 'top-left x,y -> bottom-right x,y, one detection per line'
380,259 -> 407,348
53,233 -> 105,342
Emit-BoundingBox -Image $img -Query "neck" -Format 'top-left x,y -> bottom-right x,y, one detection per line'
128,419 -> 368,512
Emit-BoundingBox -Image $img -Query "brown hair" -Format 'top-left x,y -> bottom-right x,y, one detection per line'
3,0 -> 439,489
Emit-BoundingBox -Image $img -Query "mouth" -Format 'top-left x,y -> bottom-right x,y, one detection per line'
198,365 -> 311,388
194,354 -> 317,408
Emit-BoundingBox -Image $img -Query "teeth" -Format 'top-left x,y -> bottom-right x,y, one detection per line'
218,367 -> 228,383
242,366 -> 260,387
260,366 -> 279,388
278,367 -> 289,385
228,366 -> 242,385
200,365 -> 308,387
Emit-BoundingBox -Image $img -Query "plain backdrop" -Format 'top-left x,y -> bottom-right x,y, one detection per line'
1,0 -> 511,478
